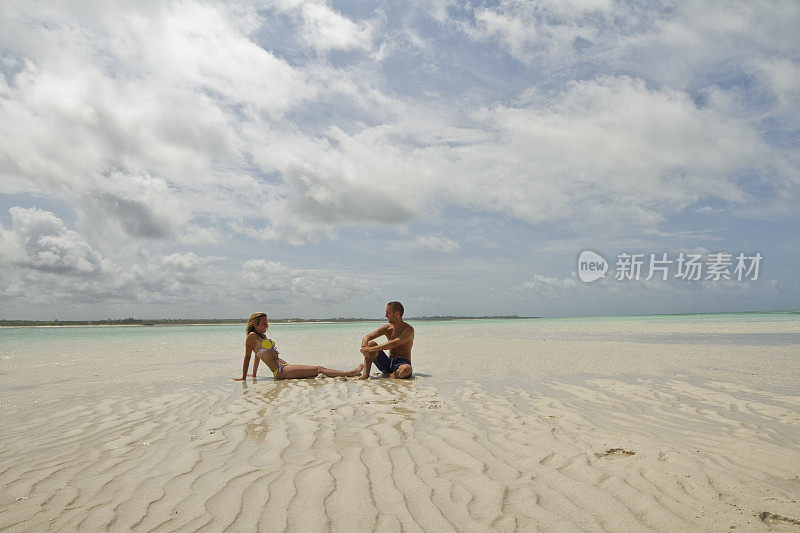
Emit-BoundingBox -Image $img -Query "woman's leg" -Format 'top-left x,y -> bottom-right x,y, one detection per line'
278,363 -> 364,379
318,363 -> 363,378
277,364 -> 321,379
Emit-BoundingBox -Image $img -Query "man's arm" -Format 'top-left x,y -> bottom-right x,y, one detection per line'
362,326 -> 414,353
361,325 -> 389,347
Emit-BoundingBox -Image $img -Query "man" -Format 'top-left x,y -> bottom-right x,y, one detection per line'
358,301 -> 414,379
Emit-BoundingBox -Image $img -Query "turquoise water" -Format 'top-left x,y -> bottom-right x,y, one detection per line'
541,310 -> 800,323
2,312 -> 798,399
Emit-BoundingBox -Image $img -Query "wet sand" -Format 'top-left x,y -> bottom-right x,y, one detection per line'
1,316 -> 799,531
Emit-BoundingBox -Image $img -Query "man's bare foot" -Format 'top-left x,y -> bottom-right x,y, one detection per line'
347,363 -> 364,377
357,373 -> 370,380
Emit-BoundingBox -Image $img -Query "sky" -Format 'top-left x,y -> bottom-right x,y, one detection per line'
1,0 -> 799,320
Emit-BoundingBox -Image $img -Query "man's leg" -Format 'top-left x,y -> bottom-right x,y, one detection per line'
360,343 -> 394,380
390,364 -> 412,379
358,341 -> 378,379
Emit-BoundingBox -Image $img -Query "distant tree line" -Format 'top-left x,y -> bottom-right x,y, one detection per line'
0,315 -> 538,327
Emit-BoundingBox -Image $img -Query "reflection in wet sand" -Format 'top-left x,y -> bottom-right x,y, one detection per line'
2,367 -> 799,530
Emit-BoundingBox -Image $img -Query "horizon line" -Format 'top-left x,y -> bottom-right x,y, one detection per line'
1,308 -> 797,326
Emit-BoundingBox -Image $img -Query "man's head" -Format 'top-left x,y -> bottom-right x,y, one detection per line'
385,301 -> 404,323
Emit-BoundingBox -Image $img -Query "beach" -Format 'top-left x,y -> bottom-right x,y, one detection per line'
1,314 -> 799,531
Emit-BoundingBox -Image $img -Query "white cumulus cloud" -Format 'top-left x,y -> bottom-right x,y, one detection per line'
300,2 -> 376,53
0,207 -> 106,275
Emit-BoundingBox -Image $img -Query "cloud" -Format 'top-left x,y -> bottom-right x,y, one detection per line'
522,274 -> 578,292
84,173 -> 189,239
750,57 -> 800,130
160,252 -> 222,272
2,1 -> 795,250
462,0 -> 799,84
0,1 -> 798,318
517,269 -> 783,317
0,207 -> 106,275
0,232 -> 376,310
0,2 -> 406,245
467,0 -> 615,64
0,209 -> 229,308
263,0 -> 378,54
251,69 -> 788,239
1,210 -> 275,308
242,120 -> 433,242
391,234 -> 460,253
291,273 -> 376,304
411,296 -> 448,308
242,259 -> 293,291
430,75 -> 773,233
468,77 -> 770,219
0,1 -> 311,242
242,259 -> 377,303
242,73 -> 782,240
299,2 -> 376,53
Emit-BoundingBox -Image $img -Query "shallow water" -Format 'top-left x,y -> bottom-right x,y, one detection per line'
1,313 -> 797,386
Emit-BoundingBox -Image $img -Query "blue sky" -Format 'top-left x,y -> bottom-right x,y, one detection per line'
1,0 -> 798,319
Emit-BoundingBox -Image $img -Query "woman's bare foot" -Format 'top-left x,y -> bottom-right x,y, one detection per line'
347,363 -> 364,377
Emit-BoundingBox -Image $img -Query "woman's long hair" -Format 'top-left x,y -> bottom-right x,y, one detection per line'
247,312 -> 266,339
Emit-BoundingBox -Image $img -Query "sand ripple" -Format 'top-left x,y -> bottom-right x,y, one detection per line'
1,376 -> 799,531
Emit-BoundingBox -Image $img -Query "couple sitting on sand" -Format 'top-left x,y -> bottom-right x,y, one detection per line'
234,302 -> 414,381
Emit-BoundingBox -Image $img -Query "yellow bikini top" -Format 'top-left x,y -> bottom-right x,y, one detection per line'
259,328 -> 276,351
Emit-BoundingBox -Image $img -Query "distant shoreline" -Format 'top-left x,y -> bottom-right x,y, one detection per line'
0,315 -> 538,328
1,310 -> 796,328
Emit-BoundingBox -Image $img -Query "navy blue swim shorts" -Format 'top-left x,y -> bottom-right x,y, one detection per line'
373,351 -> 412,375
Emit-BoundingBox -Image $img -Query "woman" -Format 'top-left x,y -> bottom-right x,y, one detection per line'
234,312 -> 362,380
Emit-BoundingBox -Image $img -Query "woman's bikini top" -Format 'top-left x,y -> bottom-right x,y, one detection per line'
257,337 -> 276,354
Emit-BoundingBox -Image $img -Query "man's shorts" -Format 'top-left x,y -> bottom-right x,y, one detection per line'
373,351 -> 412,375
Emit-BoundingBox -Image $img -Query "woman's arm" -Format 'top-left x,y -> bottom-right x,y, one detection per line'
251,350 -> 260,377
235,334 -> 255,381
